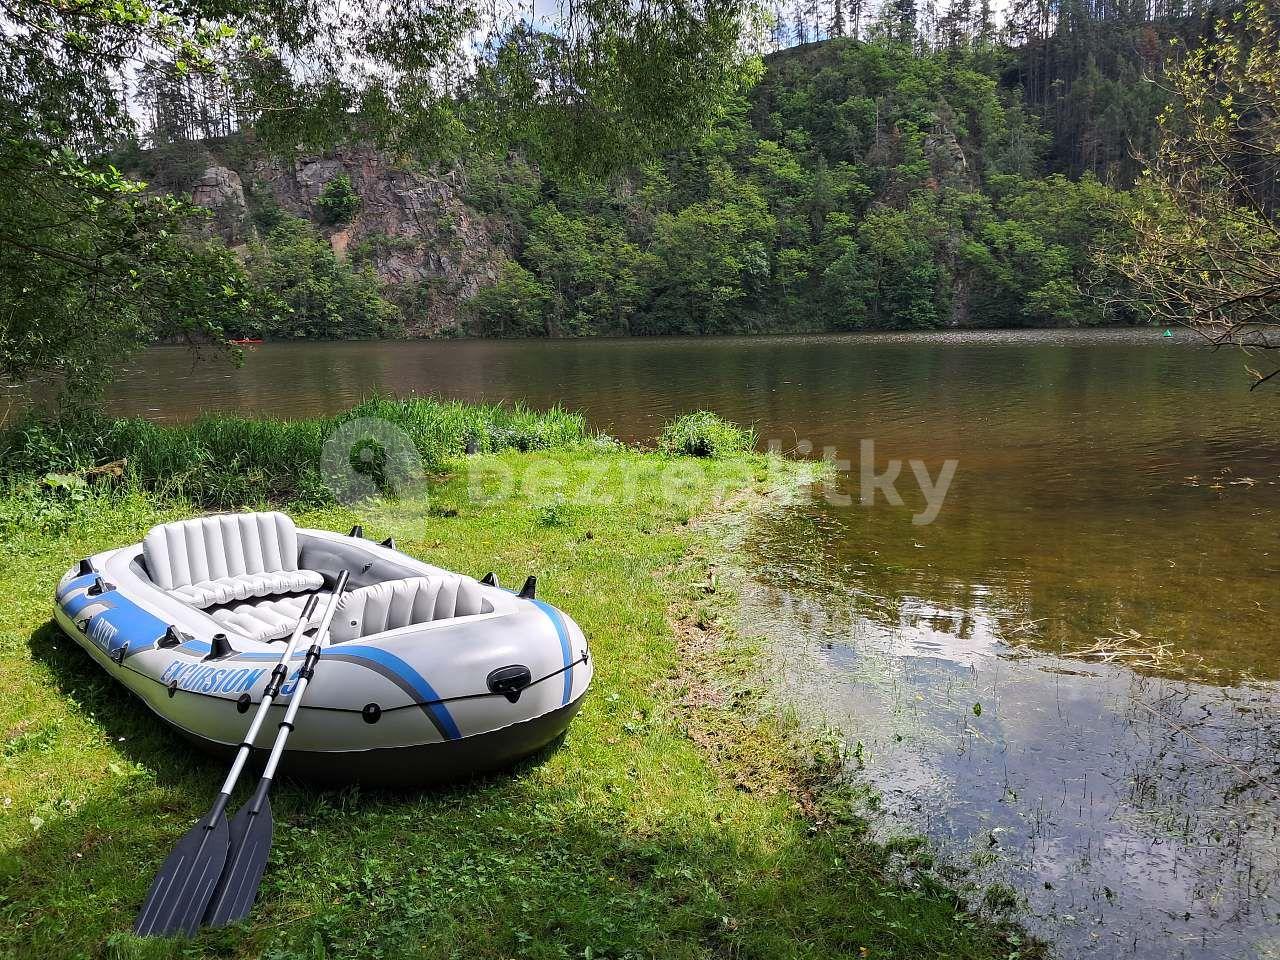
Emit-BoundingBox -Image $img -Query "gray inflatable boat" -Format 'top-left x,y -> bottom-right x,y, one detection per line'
54,512 -> 592,786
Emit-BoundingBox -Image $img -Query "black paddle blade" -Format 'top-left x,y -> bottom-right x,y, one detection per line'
134,814 -> 230,937
203,793 -> 274,928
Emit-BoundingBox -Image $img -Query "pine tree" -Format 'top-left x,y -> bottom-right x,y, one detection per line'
919,0 -> 940,49
807,0 -> 825,40
771,2 -> 791,49
849,0 -> 865,39
886,0 -> 919,45
793,0 -> 810,43
940,0 -> 974,50
975,0 -> 995,45
831,0 -> 846,37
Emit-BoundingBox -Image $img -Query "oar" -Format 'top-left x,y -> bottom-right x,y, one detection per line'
203,570 -> 350,928
134,593 -> 323,937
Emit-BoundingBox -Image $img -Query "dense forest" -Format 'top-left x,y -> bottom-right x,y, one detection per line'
467,38 -> 1129,336
464,0 -> 1239,336
121,0 -> 1244,339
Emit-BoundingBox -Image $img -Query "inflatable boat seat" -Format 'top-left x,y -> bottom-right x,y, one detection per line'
208,592 -> 332,644
330,576 -> 490,642
143,512 -> 324,609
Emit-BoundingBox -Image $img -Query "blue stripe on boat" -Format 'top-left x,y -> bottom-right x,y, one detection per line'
60,586 -> 169,660
164,642 -> 461,738
322,646 -> 462,739
532,600 -> 573,706
64,577 -> 560,731
56,573 -> 99,602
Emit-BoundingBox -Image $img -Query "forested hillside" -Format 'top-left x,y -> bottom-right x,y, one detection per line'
469,38 -> 1129,336
120,1 -> 1249,338
465,0 -> 1239,336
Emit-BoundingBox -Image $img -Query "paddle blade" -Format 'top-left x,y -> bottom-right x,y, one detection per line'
133,813 -> 230,937
203,793 -> 274,928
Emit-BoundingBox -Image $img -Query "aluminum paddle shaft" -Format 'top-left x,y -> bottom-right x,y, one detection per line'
215,594 -> 321,797
134,593 -> 321,937
261,568 -> 349,786
203,570 -> 349,928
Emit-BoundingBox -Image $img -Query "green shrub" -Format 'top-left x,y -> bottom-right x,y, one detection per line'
467,261 -> 552,337
248,187 -> 285,234
535,495 -> 573,527
0,478 -> 150,537
146,139 -> 212,194
657,411 -> 756,458
316,174 -> 361,225
348,232 -> 421,267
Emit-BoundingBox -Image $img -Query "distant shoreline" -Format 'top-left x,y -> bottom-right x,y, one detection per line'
167,323 -> 1176,349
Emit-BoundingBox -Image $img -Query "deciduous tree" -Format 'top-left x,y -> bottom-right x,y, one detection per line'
1110,1 -> 1280,387
0,0 -> 759,395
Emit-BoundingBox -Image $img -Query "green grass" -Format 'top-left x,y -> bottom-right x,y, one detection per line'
657,412 -> 757,459
0,446 -> 1023,960
0,396 -> 592,507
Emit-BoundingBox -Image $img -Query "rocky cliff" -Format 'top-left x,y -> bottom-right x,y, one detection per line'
194,145 -> 509,336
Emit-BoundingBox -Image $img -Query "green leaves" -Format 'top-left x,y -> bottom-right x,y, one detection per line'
1,0 -> 762,397
452,35 -> 1146,337
243,217 -> 402,340
0,139 -> 256,399
658,412 -> 756,459
316,174 -> 361,225
468,260 -> 553,338
1104,0 -> 1280,379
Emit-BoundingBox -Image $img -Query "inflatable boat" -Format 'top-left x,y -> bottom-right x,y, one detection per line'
53,512 -> 592,786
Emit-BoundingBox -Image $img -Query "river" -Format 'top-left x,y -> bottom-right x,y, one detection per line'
110,329 -> 1278,958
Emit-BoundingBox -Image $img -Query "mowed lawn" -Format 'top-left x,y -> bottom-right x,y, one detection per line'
0,448 -> 1019,960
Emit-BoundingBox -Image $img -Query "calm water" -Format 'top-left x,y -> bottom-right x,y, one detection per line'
112,330 -> 1278,958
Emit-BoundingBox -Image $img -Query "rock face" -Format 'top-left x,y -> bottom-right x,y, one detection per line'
192,165 -> 246,210
245,146 -> 509,336
191,165 -> 251,245
924,129 -> 971,189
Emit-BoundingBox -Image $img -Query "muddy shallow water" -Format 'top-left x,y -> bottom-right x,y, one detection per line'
102,328 -> 1280,957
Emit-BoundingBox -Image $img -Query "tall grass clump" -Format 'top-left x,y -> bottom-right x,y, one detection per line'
658,411 -> 756,458
0,396 -> 590,507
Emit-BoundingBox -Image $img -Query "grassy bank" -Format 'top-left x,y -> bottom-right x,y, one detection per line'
0,396 -> 590,507
0,431 -> 1022,958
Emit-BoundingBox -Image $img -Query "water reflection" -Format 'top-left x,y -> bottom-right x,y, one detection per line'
742,529 -> 1280,959
92,330 -> 1280,677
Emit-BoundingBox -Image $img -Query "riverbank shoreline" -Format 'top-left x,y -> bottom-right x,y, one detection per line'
0,440 -> 1029,958
165,322 -> 1173,348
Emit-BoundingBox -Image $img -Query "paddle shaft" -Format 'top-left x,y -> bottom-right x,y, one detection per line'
249,569 -> 349,808
212,592 -> 320,804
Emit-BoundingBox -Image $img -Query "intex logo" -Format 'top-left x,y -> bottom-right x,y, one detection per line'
87,618 -> 118,654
